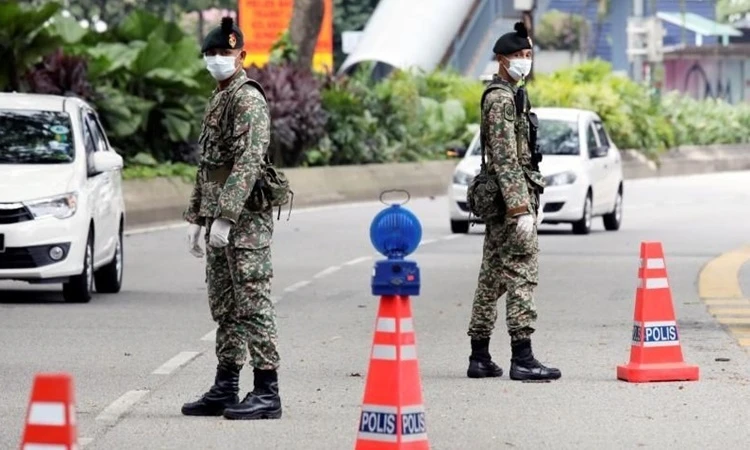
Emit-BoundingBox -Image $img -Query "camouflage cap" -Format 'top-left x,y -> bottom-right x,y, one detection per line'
493,22 -> 533,56
201,17 -> 244,53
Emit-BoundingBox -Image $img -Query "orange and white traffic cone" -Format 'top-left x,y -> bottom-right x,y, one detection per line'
20,372 -> 78,450
355,294 -> 429,449
617,241 -> 700,383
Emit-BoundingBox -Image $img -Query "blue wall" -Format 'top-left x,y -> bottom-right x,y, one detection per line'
541,0 -> 718,72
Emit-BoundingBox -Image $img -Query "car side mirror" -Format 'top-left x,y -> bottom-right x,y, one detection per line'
590,145 -> 608,158
446,146 -> 467,159
90,151 -> 124,174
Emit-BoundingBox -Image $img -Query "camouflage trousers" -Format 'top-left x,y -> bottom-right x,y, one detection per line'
205,221 -> 280,370
467,203 -> 539,343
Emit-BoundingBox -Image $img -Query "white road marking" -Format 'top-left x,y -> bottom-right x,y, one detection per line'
95,390 -> 149,426
314,266 -> 341,279
200,328 -> 216,342
123,199 -> 385,236
196,235 -> 459,343
284,280 -> 311,293
152,351 -> 201,375
124,222 -> 188,236
344,256 -> 371,266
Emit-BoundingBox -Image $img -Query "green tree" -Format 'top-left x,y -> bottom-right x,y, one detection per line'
716,0 -> 750,23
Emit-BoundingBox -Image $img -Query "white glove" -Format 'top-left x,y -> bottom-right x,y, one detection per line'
516,213 -> 534,238
187,224 -> 204,258
209,218 -> 232,248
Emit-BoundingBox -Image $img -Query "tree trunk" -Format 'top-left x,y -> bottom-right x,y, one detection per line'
288,0 -> 325,71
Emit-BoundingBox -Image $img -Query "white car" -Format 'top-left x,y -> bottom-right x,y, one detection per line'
0,93 -> 126,303
448,107 -> 623,234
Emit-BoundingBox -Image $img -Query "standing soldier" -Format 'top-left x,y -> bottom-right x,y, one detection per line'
181,17 -> 282,419
465,22 -> 561,382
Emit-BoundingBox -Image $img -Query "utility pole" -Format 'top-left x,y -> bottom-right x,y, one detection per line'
632,0 -> 645,82
515,0 -> 537,81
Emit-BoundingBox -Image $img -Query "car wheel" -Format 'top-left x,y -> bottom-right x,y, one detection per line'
63,230 -> 94,303
572,192 -> 592,235
95,222 -> 124,293
603,186 -> 623,231
451,219 -> 470,234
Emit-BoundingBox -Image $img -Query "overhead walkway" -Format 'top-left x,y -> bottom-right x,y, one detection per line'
338,0 -> 518,80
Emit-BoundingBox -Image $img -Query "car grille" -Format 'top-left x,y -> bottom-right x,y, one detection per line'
0,204 -> 33,224
0,243 -> 70,269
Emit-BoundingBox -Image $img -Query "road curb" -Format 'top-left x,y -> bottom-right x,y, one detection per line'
698,245 -> 750,349
123,145 -> 750,230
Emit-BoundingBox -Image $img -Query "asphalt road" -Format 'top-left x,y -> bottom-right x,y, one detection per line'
2,170 -> 750,449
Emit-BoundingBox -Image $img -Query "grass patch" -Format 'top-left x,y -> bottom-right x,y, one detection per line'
122,162 -> 197,183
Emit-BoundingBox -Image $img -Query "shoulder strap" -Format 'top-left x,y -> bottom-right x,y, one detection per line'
220,78 -> 268,125
219,77 -> 274,164
479,82 -> 514,170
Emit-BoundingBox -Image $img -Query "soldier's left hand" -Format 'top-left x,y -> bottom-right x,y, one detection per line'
516,213 -> 534,237
209,218 -> 232,248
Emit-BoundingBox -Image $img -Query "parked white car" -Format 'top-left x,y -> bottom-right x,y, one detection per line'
0,93 -> 126,303
448,107 -> 623,234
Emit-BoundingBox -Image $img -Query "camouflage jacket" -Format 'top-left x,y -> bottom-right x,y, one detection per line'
482,75 -> 545,217
183,70 -> 274,249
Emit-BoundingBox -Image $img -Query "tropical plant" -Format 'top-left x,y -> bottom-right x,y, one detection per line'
82,9 -> 215,162
0,0 -> 64,92
24,49 -> 95,101
245,62 -> 328,167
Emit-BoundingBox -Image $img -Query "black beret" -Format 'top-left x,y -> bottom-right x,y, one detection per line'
201,17 -> 244,53
493,22 -> 533,55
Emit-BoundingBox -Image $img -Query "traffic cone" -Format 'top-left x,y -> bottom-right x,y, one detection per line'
617,242 -> 700,383
20,373 -> 78,450
355,295 -> 429,449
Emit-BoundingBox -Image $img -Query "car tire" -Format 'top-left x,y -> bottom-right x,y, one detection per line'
63,229 -> 94,304
451,219 -> 470,234
572,192 -> 592,235
95,222 -> 123,293
603,185 -> 623,231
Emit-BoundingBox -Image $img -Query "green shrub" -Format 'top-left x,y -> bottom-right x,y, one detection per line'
530,59 -> 672,159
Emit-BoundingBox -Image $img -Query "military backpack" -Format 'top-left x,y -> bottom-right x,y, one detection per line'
220,78 -> 294,220
466,81 -> 515,222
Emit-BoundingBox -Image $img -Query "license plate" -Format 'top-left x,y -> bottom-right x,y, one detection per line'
0,234 -> 4,253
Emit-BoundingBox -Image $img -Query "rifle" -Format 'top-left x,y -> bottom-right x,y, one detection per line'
514,86 -> 543,174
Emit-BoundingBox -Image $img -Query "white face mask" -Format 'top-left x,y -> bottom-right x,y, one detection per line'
505,58 -> 532,81
204,55 -> 238,81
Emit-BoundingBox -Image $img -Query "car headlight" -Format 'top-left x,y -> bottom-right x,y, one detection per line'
24,193 -> 78,219
544,171 -> 577,186
453,170 -> 474,186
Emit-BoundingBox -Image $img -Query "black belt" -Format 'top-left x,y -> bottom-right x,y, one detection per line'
205,164 -> 232,184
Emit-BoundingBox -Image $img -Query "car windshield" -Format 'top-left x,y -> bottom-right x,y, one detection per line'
469,118 -> 580,156
537,119 -> 579,155
0,109 -> 75,164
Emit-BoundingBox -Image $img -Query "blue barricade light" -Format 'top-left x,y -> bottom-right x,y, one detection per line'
369,190 -> 422,296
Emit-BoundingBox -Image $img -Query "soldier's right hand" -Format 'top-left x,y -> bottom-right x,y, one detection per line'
187,224 -> 204,258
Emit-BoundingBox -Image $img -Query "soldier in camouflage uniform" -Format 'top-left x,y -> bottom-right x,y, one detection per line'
181,17 -> 282,420
466,22 -> 561,382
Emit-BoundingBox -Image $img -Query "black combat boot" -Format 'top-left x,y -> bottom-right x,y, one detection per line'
181,362 -> 241,416
509,338 -> 561,381
223,368 -> 282,420
467,338 -> 504,378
